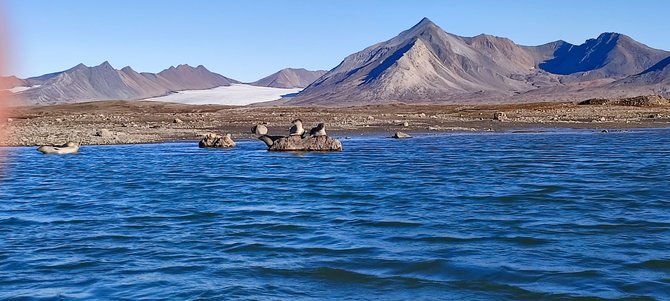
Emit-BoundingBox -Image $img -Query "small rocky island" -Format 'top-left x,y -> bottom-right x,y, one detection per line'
255,120 -> 343,151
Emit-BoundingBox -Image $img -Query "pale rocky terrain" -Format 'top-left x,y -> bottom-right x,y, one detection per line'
2,98 -> 669,147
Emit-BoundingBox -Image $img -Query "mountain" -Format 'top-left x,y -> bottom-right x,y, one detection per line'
251,68 -> 328,88
17,62 -> 238,104
289,18 -> 540,105
538,33 -> 668,79
288,18 -> 669,106
157,64 -> 237,90
605,56 -> 670,96
0,76 -> 27,90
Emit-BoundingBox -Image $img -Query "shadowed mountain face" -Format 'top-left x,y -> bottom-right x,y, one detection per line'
609,56 -> 670,92
18,62 -> 238,104
251,68 -> 327,88
539,33 -> 668,77
289,18 -> 669,106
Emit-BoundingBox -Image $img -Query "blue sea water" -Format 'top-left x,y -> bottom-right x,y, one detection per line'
1,130 -> 669,300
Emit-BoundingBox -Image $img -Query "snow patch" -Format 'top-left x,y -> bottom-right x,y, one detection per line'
6,85 -> 40,93
143,84 -> 301,105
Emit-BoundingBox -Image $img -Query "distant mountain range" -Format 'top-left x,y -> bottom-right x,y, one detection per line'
3,17 -> 669,106
5,62 -> 238,104
3,63 -> 326,105
288,18 -> 670,105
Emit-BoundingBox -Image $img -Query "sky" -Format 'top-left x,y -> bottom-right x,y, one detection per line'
3,0 -> 670,81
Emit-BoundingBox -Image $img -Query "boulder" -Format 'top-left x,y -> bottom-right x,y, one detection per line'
38,142 -> 80,155
493,112 -> 508,121
260,135 -> 342,151
392,131 -> 412,139
199,133 -> 236,148
173,118 -> 183,124
95,129 -> 114,138
251,124 -> 268,135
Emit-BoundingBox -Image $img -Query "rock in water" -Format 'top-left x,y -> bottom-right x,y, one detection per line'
199,133 -> 236,148
392,132 -> 412,139
38,142 -> 80,154
268,135 -> 342,151
251,124 -> 268,135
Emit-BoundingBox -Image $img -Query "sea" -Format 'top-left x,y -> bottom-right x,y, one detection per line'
1,130 -> 669,300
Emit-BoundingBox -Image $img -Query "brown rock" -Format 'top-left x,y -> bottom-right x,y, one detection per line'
493,112 -> 508,121
199,133 -> 236,148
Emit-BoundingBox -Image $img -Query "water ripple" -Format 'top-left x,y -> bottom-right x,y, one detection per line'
1,130 -> 670,300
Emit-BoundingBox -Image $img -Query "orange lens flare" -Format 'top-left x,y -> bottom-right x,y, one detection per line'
0,4 -> 9,172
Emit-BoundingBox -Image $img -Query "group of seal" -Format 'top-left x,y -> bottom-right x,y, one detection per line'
37,120 -> 332,154
288,119 -> 326,138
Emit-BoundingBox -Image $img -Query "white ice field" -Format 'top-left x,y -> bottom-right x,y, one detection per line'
143,84 -> 301,105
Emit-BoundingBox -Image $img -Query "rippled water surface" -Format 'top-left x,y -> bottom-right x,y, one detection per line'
1,130 -> 670,300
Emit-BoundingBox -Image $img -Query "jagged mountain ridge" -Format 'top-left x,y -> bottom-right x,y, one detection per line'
17,62 -> 239,104
288,18 -> 669,105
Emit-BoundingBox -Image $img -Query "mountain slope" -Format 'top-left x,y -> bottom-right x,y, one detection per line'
251,68 -> 327,88
538,33 -> 668,78
157,64 -> 238,90
18,62 -> 238,104
288,18 -> 669,106
605,56 -> 670,96
0,76 -> 27,90
289,18 -> 542,105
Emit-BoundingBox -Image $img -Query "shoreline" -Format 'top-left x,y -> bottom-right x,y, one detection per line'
1,100 -> 669,147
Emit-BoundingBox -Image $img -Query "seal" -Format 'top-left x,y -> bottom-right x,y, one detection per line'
37,142 -> 80,154
251,124 -> 268,136
309,123 -> 327,136
289,119 -> 305,136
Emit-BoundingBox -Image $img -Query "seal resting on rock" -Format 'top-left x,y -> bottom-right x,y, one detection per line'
37,142 -> 80,154
199,133 -> 236,148
392,131 -> 412,139
258,121 -> 342,151
251,124 -> 268,136
309,123 -> 327,137
289,119 -> 305,136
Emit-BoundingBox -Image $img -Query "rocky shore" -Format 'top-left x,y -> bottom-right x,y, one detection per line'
2,99 -> 670,147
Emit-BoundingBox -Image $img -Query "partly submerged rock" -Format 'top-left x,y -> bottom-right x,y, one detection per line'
260,135 -> 342,151
199,133 -> 236,148
392,131 -> 412,139
38,142 -> 80,154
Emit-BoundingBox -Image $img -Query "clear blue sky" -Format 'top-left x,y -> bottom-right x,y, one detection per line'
3,0 -> 669,81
